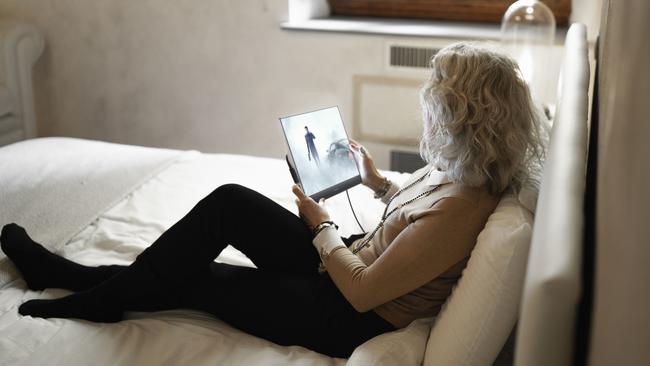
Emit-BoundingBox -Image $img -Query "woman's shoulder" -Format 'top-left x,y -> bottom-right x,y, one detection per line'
435,182 -> 500,209
401,164 -> 433,184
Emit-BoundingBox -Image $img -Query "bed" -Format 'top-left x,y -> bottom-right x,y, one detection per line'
0,23 -> 591,366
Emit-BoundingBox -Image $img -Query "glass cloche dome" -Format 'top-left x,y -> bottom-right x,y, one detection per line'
501,0 -> 557,106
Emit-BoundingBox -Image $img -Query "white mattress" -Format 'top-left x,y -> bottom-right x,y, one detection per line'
0,141 -> 427,365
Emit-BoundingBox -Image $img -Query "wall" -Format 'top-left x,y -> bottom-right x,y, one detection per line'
0,0 -> 601,169
571,0 -> 602,41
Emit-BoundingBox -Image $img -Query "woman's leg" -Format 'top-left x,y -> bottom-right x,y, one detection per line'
0,224 -> 124,291
17,184 -> 321,322
139,183 -> 321,288
1,183 -> 319,292
178,262 -> 396,358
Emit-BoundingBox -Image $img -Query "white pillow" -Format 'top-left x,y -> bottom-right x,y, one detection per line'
348,318 -> 432,366
423,193 -> 534,366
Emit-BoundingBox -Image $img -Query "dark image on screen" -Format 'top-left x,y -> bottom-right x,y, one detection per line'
281,107 -> 359,197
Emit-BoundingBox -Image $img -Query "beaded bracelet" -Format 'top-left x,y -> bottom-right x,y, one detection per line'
373,177 -> 393,199
313,220 -> 339,237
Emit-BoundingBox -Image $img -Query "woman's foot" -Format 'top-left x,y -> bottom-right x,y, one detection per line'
1,223 -> 58,290
0,223 -> 122,291
18,293 -> 123,323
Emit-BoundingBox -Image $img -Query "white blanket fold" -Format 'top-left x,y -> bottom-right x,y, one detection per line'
0,137 -> 188,286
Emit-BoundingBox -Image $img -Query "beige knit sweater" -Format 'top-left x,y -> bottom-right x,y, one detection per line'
313,165 -> 500,328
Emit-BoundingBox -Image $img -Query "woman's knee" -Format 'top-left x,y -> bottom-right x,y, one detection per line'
200,183 -> 251,209
213,183 -> 248,196
197,184 -> 276,223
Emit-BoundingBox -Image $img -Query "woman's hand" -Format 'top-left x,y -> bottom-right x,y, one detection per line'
349,139 -> 386,192
292,184 -> 331,230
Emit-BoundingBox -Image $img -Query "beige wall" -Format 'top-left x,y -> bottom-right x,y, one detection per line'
0,0 -> 601,169
571,0 -> 602,41
0,1 -> 404,168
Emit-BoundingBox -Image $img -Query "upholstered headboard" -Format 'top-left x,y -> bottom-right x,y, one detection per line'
0,21 -> 44,146
514,23 -> 590,366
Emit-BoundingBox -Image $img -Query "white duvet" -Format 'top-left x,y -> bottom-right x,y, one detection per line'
0,138 -> 429,366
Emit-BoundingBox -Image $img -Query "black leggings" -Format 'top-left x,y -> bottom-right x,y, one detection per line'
113,184 -> 395,357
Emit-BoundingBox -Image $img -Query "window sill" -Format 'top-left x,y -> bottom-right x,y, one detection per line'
281,16 -> 568,43
281,16 -> 503,40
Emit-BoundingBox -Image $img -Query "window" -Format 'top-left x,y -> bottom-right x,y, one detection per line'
327,0 -> 571,25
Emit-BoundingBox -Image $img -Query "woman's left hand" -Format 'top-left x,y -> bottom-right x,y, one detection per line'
292,184 -> 331,230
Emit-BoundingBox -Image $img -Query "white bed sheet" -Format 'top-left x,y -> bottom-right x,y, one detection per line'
1,151 -> 419,366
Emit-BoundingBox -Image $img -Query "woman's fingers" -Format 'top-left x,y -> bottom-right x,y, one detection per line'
293,185 -> 321,207
293,185 -> 325,208
349,141 -> 367,157
292,184 -> 306,199
349,139 -> 363,152
292,185 -> 331,227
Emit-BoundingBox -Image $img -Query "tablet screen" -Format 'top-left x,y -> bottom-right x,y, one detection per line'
280,106 -> 361,200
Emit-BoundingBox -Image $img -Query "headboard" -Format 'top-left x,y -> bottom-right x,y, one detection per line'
0,21 -> 44,146
514,23 -> 590,366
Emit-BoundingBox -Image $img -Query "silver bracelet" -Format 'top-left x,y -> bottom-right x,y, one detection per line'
313,220 -> 338,237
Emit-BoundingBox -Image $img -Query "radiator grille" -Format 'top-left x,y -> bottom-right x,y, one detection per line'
389,45 -> 439,69
390,150 -> 426,173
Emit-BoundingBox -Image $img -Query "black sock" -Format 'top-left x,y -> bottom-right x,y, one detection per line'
18,292 -> 123,323
18,256 -> 179,323
0,223 -> 123,291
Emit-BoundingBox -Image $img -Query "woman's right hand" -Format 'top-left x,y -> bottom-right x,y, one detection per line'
349,139 -> 386,192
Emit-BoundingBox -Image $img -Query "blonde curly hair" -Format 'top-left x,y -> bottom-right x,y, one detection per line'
419,42 -> 546,194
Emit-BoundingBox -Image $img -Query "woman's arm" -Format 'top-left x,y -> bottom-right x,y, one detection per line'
314,196 -> 479,312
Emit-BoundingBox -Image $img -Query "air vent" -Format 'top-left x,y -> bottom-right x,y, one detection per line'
390,150 -> 426,173
389,45 -> 439,69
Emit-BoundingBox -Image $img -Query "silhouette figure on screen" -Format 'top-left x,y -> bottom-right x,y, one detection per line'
304,126 -> 320,165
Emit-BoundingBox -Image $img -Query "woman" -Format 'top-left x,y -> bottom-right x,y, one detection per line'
0,43 -> 544,358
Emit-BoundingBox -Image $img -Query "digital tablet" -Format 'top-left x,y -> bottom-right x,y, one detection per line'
280,106 -> 362,201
